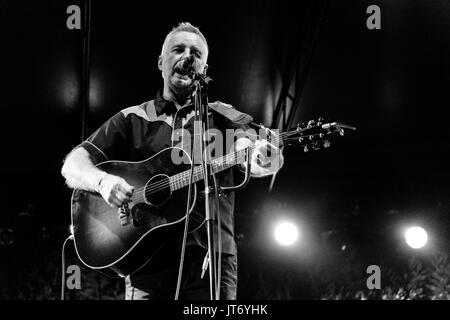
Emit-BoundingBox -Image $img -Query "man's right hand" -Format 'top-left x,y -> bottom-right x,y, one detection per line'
96,173 -> 134,208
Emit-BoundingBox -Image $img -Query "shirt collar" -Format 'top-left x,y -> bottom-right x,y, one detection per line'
154,90 -> 194,116
154,90 -> 177,116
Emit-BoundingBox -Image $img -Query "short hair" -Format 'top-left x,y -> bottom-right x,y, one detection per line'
161,22 -> 209,57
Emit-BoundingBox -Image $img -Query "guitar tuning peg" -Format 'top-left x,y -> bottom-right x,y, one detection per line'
323,140 -> 331,148
298,137 -> 304,143
317,117 -> 324,126
307,120 -> 315,128
303,145 -> 309,153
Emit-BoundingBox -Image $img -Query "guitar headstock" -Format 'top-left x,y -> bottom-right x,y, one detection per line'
282,117 -> 356,152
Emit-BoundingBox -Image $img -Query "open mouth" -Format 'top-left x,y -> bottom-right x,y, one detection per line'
173,62 -> 188,76
174,69 -> 188,76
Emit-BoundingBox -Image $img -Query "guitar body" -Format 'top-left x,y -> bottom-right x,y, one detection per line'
71,147 -> 202,277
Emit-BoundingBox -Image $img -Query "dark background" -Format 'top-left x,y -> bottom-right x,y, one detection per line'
1,0 -> 449,299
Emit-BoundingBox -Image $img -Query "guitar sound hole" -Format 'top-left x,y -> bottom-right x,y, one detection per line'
144,174 -> 171,207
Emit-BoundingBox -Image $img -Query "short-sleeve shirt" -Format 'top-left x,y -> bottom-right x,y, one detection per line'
79,91 -> 248,257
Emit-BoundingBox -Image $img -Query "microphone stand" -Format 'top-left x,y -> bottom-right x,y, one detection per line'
191,71 -> 217,300
190,69 -> 253,300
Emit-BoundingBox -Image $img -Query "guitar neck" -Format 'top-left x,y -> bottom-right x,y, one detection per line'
169,148 -> 250,191
168,131 -> 293,191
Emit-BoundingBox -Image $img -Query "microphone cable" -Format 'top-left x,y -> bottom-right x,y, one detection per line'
201,87 -> 222,300
174,158 -> 195,300
60,234 -> 74,300
174,91 -> 198,300
211,173 -> 222,300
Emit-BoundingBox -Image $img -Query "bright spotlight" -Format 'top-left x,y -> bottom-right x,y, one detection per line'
404,226 -> 428,249
274,221 -> 299,246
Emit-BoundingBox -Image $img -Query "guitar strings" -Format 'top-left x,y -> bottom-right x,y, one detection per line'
130,144 -> 253,198
127,131 -> 317,202
129,155 -> 244,202
128,131 -> 317,201
126,131 -> 319,202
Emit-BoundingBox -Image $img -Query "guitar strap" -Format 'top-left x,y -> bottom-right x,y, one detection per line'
208,101 -> 253,125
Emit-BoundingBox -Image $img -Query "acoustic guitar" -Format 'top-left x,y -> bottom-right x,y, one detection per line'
71,120 -> 354,277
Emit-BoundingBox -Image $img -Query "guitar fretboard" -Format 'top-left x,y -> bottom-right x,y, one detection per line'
168,148 -> 250,191
167,130 -> 294,191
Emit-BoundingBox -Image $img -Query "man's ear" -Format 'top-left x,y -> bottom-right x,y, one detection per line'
158,55 -> 162,71
203,63 -> 209,74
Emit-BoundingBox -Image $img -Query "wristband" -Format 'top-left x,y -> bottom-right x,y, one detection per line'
95,171 -> 108,193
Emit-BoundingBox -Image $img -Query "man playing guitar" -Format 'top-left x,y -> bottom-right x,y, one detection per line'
61,22 -> 284,300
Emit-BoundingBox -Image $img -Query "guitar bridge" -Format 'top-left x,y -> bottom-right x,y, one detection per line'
119,203 -> 131,226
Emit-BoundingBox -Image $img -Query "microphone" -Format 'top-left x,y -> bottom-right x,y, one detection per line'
180,54 -> 196,76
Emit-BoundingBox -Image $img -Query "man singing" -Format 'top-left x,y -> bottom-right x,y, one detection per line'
61,22 -> 284,300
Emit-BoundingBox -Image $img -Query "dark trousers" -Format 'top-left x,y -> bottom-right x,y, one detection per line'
125,245 -> 237,300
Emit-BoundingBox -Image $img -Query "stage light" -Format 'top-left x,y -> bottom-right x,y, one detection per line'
274,221 -> 299,246
404,226 -> 428,249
